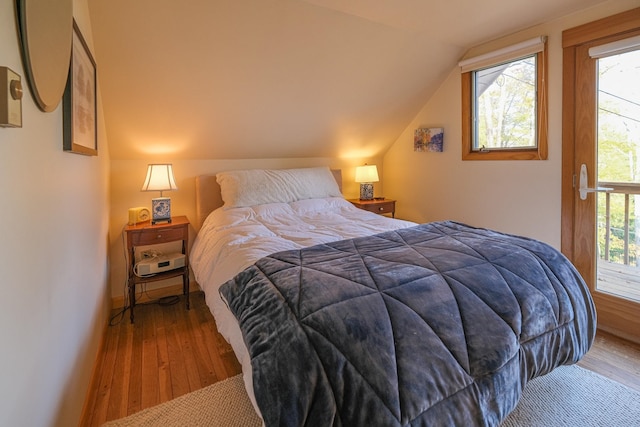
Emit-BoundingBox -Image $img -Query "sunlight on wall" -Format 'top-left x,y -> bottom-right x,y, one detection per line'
135,138 -> 188,156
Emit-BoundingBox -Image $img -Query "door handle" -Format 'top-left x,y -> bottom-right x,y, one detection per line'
579,164 -> 613,200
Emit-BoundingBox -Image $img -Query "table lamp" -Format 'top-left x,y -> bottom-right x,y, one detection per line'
355,164 -> 379,200
141,163 -> 178,224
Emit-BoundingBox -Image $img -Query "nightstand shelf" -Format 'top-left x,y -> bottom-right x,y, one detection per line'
124,215 -> 190,323
348,199 -> 396,218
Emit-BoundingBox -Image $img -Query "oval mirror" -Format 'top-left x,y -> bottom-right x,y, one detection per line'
17,0 -> 73,112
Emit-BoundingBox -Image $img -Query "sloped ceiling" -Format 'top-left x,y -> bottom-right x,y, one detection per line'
88,0 -> 605,160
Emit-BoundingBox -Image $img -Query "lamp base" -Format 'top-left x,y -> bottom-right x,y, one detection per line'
151,197 -> 172,225
359,183 -> 374,200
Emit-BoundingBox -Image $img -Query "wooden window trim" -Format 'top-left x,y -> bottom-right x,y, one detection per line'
461,47 -> 548,160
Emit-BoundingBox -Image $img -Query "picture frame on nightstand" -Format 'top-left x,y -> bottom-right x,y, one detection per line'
151,197 -> 172,224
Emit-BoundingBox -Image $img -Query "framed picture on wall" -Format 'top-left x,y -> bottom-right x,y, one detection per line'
62,19 -> 97,156
414,128 -> 444,152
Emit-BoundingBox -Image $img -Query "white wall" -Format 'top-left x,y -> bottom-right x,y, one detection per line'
383,0 -> 639,248
0,1 -> 111,426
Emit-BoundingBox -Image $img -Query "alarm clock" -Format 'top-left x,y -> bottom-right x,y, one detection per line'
128,207 -> 151,225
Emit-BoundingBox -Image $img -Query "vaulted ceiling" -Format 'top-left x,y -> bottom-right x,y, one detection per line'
88,0 -> 605,160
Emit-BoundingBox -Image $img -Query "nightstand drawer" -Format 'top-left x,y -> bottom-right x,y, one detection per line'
129,226 -> 186,246
348,199 -> 396,218
361,201 -> 395,215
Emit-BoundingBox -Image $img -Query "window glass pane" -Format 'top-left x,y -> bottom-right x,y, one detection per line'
597,49 -> 640,184
595,47 -> 640,298
473,55 -> 537,150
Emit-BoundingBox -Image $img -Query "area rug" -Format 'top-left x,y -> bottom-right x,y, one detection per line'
102,375 -> 261,427
502,364 -> 640,426
103,365 -> 640,426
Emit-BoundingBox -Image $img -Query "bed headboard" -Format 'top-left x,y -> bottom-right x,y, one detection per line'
195,168 -> 343,230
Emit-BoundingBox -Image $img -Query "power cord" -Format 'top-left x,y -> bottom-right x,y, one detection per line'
109,283 -> 181,326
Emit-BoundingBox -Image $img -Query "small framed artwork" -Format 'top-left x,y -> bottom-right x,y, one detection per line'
151,197 -> 172,225
63,20 -> 97,156
414,128 -> 444,152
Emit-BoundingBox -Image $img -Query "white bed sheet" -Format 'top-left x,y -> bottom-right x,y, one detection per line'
190,197 -> 416,417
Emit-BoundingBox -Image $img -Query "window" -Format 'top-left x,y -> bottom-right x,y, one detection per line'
461,37 -> 548,160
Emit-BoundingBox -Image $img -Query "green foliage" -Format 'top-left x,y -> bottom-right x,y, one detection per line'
476,57 -> 536,149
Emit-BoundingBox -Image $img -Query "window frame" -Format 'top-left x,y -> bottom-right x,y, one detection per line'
461,44 -> 548,160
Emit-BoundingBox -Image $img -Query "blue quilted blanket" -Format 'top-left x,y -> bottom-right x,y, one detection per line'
220,221 -> 596,426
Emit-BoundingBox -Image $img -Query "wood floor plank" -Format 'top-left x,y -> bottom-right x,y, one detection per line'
155,305 -> 174,403
86,317 -> 121,427
222,350 -> 243,378
163,303 -> 191,399
105,317 -> 133,421
141,304 -> 160,409
186,303 -> 218,387
174,296 -> 204,391
126,312 -> 144,415
193,297 -> 242,377
577,329 -> 640,392
81,292 -> 640,426
195,303 -> 233,381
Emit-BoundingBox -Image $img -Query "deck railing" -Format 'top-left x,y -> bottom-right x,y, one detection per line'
598,181 -> 640,266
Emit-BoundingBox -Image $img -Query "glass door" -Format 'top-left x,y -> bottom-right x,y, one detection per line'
595,48 -> 640,302
563,11 -> 640,342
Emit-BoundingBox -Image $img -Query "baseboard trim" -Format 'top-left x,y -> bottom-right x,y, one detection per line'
79,286 -> 113,426
597,325 -> 640,345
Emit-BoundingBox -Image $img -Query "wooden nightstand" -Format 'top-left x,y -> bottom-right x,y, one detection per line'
348,199 -> 396,218
124,216 -> 190,323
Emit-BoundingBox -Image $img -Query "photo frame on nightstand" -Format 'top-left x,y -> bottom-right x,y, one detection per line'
151,197 -> 172,224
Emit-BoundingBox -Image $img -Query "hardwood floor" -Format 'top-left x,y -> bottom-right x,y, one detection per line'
577,329 -> 640,392
81,292 -> 241,427
81,291 -> 640,426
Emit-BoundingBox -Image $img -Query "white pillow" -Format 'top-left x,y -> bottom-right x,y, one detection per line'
216,167 -> 342,209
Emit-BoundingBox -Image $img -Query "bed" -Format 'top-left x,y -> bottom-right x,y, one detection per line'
190,167 -> 596,427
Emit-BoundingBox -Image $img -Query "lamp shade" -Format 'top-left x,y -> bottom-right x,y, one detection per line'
355,165 -> 379,183
141,164 -> 178,194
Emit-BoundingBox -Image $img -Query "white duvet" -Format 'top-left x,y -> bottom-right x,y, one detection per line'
190,197 -> 415,417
